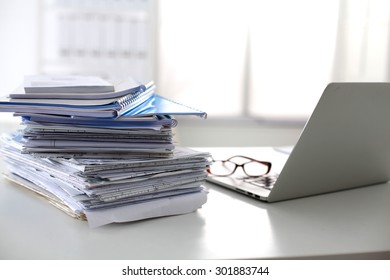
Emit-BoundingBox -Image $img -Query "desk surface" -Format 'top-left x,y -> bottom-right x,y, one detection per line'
1,147 -> 390,260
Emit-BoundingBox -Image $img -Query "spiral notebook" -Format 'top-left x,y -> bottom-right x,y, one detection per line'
1,90 -> 153,118
2,76 -> 206,119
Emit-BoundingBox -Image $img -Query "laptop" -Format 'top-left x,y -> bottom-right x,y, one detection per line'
207,83 -> 390,202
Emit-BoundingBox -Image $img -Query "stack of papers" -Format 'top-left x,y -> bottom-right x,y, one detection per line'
0,75 -> 210,228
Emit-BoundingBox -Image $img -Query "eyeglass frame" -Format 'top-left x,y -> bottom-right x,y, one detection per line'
207,155 -> 272,177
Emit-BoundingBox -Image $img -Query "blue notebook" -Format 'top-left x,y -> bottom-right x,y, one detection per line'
121,94 -> 207,119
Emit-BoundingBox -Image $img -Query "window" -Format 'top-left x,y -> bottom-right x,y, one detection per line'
158,0 -> 390,120
1,0 -> 390,123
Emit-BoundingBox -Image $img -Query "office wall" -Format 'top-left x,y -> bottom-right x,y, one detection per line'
0,0 -> 39,123
0,0 -> 39,93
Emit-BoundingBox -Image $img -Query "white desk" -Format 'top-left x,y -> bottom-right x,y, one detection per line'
1,147 -> 390,259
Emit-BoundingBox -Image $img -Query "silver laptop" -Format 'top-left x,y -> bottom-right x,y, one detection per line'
207,83 -> 390,202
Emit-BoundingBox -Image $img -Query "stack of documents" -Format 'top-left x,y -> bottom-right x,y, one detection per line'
0,75 -> 210,227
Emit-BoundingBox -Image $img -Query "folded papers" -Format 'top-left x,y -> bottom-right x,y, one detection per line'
0,75 -> 210,227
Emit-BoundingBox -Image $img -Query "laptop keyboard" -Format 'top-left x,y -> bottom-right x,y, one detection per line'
239,174 -> 279,190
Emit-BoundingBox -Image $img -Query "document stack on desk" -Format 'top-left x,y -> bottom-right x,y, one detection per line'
0,75 -> 210,228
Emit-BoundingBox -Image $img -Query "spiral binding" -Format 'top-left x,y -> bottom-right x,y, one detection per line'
116,82 -> 156,116
117,91 -> 144,110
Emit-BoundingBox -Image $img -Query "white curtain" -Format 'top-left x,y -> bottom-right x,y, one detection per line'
248,0 -> 339,119
158,0 -> 390,120
157,0 -> 249,116
332,0 -> 390,81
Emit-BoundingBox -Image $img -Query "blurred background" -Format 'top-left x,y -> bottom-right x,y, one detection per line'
1,0 -> 389,147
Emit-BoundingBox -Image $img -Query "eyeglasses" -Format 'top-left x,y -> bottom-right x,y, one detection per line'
207,155 -> 272,177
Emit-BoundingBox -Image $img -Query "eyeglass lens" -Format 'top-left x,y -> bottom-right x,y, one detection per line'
210,159 -> 269,177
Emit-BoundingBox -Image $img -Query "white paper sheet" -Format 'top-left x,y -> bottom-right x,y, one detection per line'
84,190 -> 208,228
